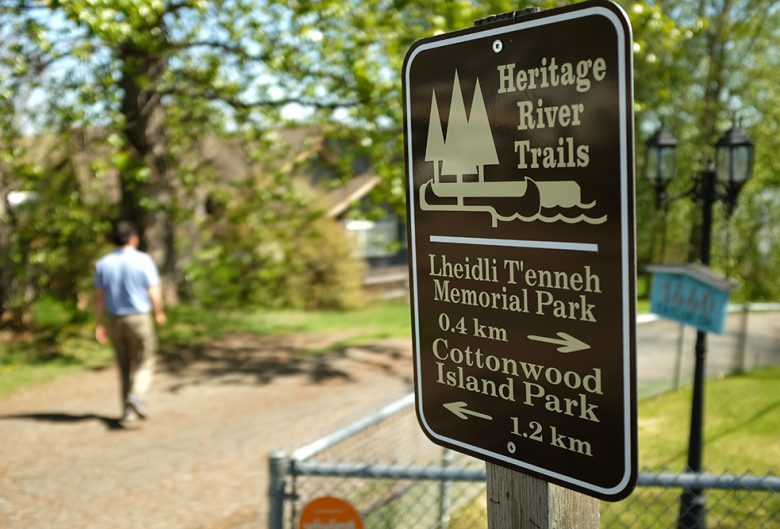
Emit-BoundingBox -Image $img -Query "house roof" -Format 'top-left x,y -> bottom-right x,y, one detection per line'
6,125 -> 382,219
323,172 -> 381,218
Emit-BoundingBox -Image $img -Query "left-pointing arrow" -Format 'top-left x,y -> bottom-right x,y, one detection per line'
443,401 -> 493,421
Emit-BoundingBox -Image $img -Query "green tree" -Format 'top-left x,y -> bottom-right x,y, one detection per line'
2,0 -> 778,311
0,0 -> 530,318
273,0 -> 530,208
0,0 -> 383,312
628,0 -> 780,300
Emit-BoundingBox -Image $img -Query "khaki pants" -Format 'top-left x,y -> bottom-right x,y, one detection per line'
108,312 -> 156,410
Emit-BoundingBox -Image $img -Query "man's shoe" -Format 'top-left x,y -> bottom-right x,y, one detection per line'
126,395 -> 148,420
120,408 -> 141,426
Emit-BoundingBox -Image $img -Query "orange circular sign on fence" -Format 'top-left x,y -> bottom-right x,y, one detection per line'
298,496 -> 364,529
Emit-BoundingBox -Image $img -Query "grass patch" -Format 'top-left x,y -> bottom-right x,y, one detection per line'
637,298 -> 651,314
0,299 -> 413,398
158,298 -> 412,349
636,366 -> 780,472
0,326 -> 114,399
601,367 -> 780,529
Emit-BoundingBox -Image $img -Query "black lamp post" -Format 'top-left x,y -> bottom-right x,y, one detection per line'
645,120 -> 754,529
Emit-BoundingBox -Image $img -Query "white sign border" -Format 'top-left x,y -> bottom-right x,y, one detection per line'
404,4 -> 635,498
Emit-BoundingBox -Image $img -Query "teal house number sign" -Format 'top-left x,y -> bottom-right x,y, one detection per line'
648,264 -> 736,335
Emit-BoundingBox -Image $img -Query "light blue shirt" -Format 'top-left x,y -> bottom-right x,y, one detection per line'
94,247 -> 160,316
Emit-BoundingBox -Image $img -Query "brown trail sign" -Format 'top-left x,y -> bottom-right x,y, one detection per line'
403,0 -> 637,502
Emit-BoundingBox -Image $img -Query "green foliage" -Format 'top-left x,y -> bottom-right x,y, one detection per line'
0,137 -> 112,325
2,0 -> 779,313
283,216 -> 366,310
184,173 -> 308,308
272,0 -> 539,215
627,0 -> 780,301
182,139 -> 366,311
1,0 -> 379,315
186,213 -> 365,310
0,320 -> 113,398
29,296 -> 76,328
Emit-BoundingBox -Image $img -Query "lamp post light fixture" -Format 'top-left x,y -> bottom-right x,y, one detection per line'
645,120 -> 754,529
645,124 -> 678,208
645,124 -> 678,264
716,120 -> 755,218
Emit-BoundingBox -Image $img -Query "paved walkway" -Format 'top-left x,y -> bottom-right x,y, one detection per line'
636,309 -> 780,397
0,311 -> 778,529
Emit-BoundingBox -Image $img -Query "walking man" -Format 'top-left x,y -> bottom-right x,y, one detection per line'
95,220 -> 166,425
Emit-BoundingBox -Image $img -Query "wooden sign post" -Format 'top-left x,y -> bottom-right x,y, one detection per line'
487,465 -> 599,529
402,1 -> 636,526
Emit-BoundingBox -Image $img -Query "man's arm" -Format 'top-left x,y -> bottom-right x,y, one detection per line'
95,289 -> 108,345
147,284 -> 166,326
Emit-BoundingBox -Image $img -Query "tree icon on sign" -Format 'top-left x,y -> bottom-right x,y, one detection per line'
426,71 -> 499,187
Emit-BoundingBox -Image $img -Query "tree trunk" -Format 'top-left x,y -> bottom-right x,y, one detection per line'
687,0 -> 732,262
0,170 -> 9,320
117,35 -> 178,305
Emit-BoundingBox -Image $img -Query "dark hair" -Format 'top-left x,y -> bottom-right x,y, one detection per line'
112,220 -> 138,246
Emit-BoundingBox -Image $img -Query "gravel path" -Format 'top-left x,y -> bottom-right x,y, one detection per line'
0,333 -> 414,529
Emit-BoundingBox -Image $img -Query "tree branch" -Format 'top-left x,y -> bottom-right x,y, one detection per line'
168,40 -> 270,63
732,1 -> 773,67
0,1 -> 48,11
164,1 -> 194,14
161,78 -> 367,110
160,64 -> 368,109
215,93 -> 366,111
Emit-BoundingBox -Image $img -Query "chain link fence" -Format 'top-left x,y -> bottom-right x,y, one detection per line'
269,307 -> 780,528
269,393 -> 779,529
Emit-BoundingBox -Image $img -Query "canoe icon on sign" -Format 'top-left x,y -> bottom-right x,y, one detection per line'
420,70 -> 606,228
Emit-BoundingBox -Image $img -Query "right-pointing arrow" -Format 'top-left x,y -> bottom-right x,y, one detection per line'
527,332 -> 591,353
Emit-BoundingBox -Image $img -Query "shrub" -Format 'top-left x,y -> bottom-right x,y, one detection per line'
185,208 -> 364,311
283,217 -> 365,310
